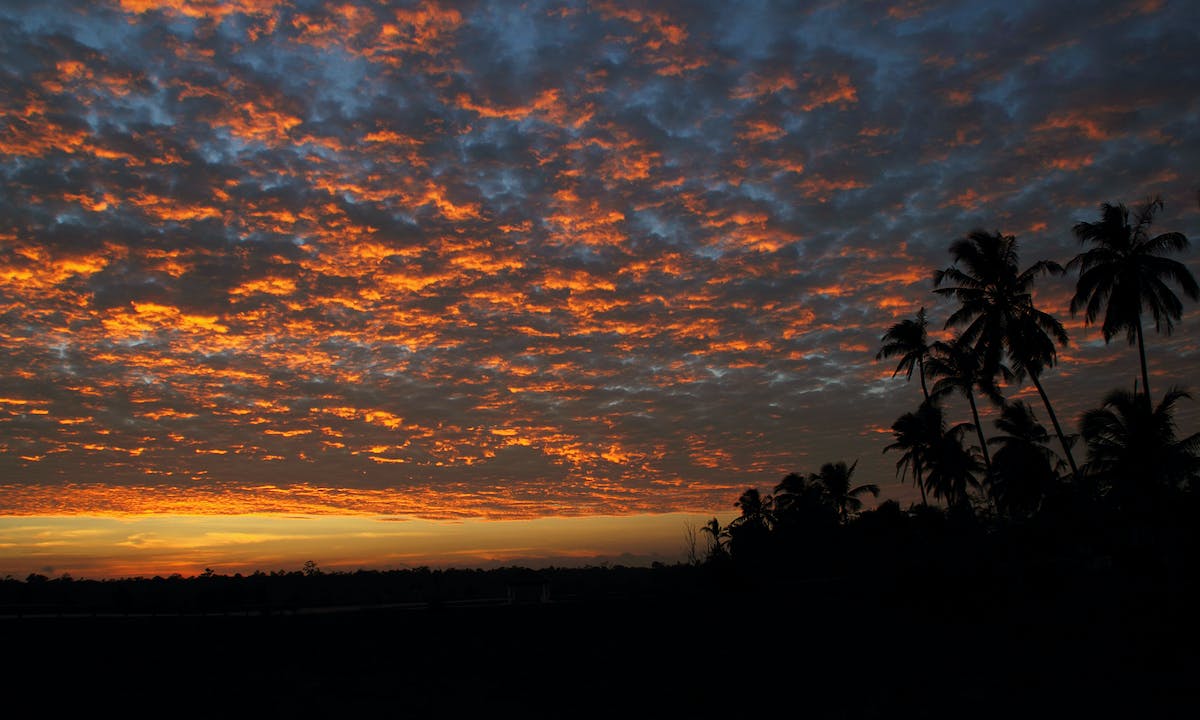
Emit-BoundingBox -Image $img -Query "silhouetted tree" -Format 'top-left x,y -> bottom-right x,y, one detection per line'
892,405 -> 981,510
987,401 -> 1062,519
811,460 -> 879,524
884,403 -> 943,505
876,307 -> 933,401
1070,197 -> 1198,410
728,488 -> 775,563
699,517 -> 730,562
774,471 -> 835,522
927,337 -> 1000,479
934,229 -> 1078,478
1081,387 -> 1200,510
928,423 -> 981,510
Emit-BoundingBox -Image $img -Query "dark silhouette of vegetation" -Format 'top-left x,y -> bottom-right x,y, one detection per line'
1081,387 -> 1200,513
812,460 -> 878,524
884,402 -> 940,505
876,306 -> 933,401
933,229 -> 1079,477
1070,196 -> 1197,410
926,336 -> 999,480
987,401 -> 1062,519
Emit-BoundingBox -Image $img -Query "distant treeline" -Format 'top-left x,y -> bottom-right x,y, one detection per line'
0,562 -> 710,616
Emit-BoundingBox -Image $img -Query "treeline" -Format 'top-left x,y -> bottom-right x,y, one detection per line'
0,563 -> 706,616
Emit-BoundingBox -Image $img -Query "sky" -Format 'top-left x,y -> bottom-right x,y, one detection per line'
2,0 -> 1199,578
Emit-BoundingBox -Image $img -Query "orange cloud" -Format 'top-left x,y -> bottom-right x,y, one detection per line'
801,73 -> 857,111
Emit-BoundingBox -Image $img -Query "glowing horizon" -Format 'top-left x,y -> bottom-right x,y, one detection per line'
0,512 -> 733,580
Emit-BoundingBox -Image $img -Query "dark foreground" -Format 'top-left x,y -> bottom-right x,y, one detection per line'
5,567 -> 1197,718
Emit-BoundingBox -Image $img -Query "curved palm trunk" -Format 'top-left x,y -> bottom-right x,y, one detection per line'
1029,371 -> 1079,479
918,358 -> 930,402
965,390 -> 992,478
1135,315 -> 1152,412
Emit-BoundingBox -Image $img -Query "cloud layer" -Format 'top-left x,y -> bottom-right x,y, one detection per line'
2,0 -> 1198,518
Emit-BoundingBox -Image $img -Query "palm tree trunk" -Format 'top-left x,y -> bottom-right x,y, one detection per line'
1029,371 -> 1079,479
965,390 -> 992,477
918,358 -> 929,402
1135,314 -> 1152,412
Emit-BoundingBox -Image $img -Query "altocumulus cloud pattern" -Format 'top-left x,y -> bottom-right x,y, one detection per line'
1,0 -> 1197,518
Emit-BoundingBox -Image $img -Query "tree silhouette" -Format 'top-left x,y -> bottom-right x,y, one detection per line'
987,401 -> 1063,519
728,488 -> 775,562
774,471 -> 835,523
934,229 -> 1078,478
925,420 -> 981,510
1080,387 -> 1200,509
811,460 -> 879,524
876,307 -> 933,401
771,471 -> 839,562
884,402 -> 944,506
699,517 -> 730,562
889,402 -> 980,509
927,337 -> 1000,480
1070,197 -> 1198,410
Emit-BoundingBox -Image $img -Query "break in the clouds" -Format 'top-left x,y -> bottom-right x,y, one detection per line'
1,0 -> 1198,518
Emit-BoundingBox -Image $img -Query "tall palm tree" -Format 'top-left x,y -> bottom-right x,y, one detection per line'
933,229 -> 1078,478
1081,387 -> 1200,506
1070,197 -> 1198,410
884,402 -> 943,506
988,401 -> 1063,519
810,460 -> 879,524
926,337 -> 1001,479
876,307 -> 933,401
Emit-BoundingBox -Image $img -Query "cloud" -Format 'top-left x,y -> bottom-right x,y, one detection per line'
0,0 -> 1197,523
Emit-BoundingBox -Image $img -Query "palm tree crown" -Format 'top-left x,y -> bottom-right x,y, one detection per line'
810,460 -> 879,523
926,337 -> 1002,478
1081,387 -> 1200,505
877,307 -> 932,401
987,401 -> 1063,518
933,230 -> 1067,379
933,229 -> 1078,478
1070,197 -> 1198,407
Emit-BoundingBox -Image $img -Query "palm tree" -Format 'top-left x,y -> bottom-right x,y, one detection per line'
988,401 -> 1063,519
728,488 -> 775,562
884,402 -> 943,506
773,471 -> 829,518
933,229 -> 1078,478
699,517 -> 730,561
731,487 -> 774,529
772,471 -> 839,548
926,337 -> 1001,479
1081,387 -> 1200,507
876,307 -> 933,401
1070,197 -> 1198,410
925,421 -> 982,510
810,460 -> 879,524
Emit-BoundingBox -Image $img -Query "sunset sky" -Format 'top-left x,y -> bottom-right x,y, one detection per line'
2,0 -> 1198,579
